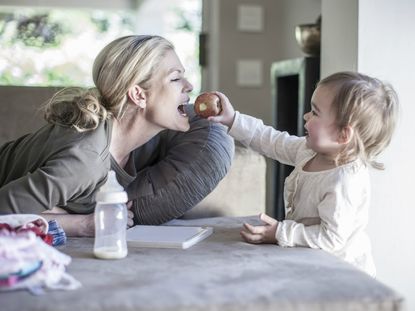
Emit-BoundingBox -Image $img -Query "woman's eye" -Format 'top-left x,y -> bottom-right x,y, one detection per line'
311,110 -> 318,116
171,78 -> 181,82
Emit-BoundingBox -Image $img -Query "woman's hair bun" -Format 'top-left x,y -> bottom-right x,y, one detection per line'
44,87 -> 108,132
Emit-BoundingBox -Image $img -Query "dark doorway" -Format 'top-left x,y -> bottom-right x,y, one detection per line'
270,57 -> 320,220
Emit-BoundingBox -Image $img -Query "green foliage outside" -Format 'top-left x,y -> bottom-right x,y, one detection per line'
0,2 -> 201,94
0,8 -> 136,87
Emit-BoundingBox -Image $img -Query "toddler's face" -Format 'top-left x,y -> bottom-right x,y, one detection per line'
303,86 -> 343,158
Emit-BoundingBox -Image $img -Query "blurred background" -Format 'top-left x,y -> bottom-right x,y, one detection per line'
0,0 -> 202,97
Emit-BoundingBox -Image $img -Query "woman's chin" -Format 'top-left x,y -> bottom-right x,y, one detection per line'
173,118 -> 190,132
178,122 -> 190,132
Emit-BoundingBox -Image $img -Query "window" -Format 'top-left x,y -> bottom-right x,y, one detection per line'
0,0 -> 201,96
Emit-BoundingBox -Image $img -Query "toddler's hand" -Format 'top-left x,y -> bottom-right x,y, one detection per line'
240,213 -> 278,244
208,91 -> 236,128
127,201 -> 134,228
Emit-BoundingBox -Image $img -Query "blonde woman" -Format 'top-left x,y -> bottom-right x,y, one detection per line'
0,35 -> 234,236
209,72 -> 399,276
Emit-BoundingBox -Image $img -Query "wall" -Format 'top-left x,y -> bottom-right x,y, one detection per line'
204,0 -> 321,125
359,0 -> 415,308
322,0 -> 415,308
203,0 -> 321,216
0,86 -> 55,144
320,0 -> 358,76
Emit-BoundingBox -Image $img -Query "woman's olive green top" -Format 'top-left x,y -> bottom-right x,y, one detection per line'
0,113 -> 234,225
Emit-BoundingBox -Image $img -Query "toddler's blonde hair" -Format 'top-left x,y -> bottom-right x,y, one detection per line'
318,71 -> 399,169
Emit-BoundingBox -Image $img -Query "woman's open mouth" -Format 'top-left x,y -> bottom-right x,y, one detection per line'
177,104 -> 188,117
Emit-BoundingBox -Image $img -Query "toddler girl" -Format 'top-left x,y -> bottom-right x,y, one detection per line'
209,71 -> 399,276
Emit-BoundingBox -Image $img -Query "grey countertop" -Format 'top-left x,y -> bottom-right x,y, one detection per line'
2,216 -> 404,311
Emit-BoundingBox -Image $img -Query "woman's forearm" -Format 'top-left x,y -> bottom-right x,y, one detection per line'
42,212 -> 95,237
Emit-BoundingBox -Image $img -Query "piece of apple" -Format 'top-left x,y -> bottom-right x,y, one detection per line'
194,92 -> 222,118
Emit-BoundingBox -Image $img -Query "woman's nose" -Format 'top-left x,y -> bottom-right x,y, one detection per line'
303,112 -> 309,121
184,79 -> 193,93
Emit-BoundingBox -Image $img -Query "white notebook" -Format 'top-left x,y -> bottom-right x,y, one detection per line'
126,225 -> 213,249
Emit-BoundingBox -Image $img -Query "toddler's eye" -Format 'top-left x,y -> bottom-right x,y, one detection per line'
171,78 -> 181,82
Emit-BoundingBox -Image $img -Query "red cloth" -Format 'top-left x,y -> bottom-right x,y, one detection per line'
0,221 -> 53,245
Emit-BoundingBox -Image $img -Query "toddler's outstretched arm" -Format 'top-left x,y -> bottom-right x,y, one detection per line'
241,213 -> 278,244
208,92 -> 236,128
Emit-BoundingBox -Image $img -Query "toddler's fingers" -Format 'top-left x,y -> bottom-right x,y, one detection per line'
207,115 -> 222,123
213,91 -> 230,104
259,213 -> 277,225
240,230 -> 263,244
243,222 -> 266,235
127,201 -> 133,209
213,91 -> 224,100
213,92 -> 232,113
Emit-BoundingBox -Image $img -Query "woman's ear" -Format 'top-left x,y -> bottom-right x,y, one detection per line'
127,85 -> 146,109
338,125 -> 354,144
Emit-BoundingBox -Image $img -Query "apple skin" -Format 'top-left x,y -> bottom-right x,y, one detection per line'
194,92 -> 222,118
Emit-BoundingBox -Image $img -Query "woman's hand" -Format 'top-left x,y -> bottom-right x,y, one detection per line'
42,201 -> 135,236
240,213 -> 278,244
42,209 -> 95,237
207,91 -> 236,128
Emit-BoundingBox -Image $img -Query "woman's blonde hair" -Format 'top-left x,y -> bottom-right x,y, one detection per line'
43,35 -> 174,132
318,71 -> 399,169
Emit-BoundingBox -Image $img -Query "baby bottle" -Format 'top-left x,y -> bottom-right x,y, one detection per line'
93,170 -> 128,259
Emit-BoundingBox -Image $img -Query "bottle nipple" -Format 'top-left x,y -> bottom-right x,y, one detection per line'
96,170 -> 128,204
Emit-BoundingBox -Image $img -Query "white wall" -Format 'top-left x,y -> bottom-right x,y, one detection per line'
323,0 -> 415,308
203,0 -> 321,217
359,0 -> 415,308
320,0 -> 358,77
203,0 -> 321,125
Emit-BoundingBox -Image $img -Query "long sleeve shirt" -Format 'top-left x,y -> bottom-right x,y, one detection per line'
0,120 -> 111,214
229,112 -> 375,276
0,114 -> 234,225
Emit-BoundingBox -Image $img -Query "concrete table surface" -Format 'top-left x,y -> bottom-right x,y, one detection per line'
2,216 -> 404,311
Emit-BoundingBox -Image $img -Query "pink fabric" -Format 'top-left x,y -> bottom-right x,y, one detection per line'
0,214 -> 53,245
0,215 -> 81,294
